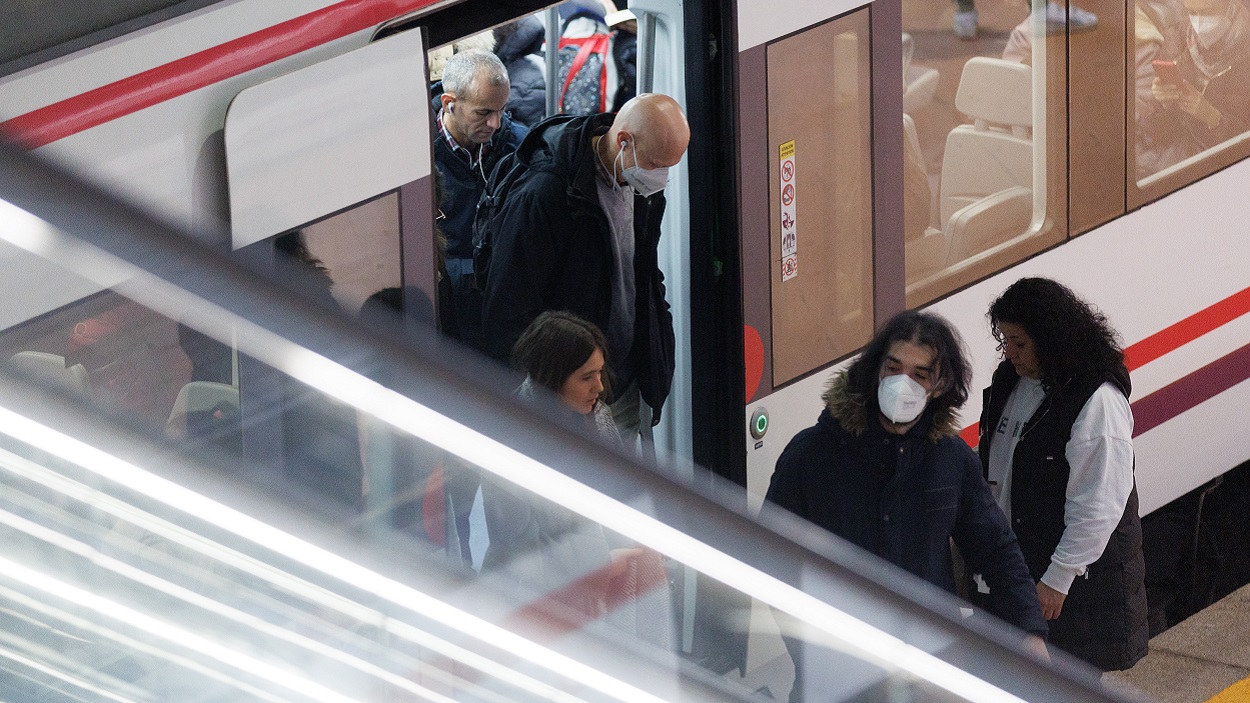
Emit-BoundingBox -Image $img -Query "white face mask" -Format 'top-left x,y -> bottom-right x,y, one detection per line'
877,374 -> 929,424
615,140 -> 669,197
1190,12 -> 1232,48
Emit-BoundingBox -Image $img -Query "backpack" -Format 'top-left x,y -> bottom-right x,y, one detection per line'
471,152 -> 529,291
556,32 -> 611,114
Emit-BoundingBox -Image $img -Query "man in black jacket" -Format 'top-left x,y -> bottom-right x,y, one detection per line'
432,49 -> 527,350
480,94 -> 688,441
765,311 -> 1047,701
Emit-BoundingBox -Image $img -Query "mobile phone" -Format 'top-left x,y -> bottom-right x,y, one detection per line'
1153,59 -> 1183,85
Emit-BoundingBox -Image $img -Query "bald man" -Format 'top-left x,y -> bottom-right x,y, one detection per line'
480,94 -> 690,440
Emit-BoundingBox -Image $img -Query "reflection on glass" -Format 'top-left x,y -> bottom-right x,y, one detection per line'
1135,0 -> 1250,184
0,189 -> 1106,702
903,0 -> 1051,305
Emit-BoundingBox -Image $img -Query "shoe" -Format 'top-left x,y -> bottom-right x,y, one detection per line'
1046,1 -> 1098,33
954,9 -> 979,39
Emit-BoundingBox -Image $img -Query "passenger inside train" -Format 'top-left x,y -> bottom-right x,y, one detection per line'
1135,0 -> 1250,180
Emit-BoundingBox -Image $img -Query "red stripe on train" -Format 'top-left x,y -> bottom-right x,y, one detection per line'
0,0 -> 438,149
961,283 -> 1250,446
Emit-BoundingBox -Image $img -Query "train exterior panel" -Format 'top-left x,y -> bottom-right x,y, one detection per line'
0,1 -> 447,237
743,155 -> 1250,514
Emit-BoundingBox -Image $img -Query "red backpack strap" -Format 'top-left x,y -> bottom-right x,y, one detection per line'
591,33 -> 610,112
559,33 -> 612,112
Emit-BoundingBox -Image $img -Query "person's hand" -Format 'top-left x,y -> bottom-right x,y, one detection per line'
1151,76 -> 1187,106
1037,581 -> 1066,620
1024,634 -> 1051,662
1152,77 -> 1222,127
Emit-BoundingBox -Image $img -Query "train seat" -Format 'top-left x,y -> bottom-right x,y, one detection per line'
938,57 -> 1034,265
7,351 -> 90,397
165,381 -> 240,441
902,33 -> 939,115
903,113 -> 947,281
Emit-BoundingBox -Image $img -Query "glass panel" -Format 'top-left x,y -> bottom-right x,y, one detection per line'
1132,0 -> 1250,191
766,10 -> 874,386
902,0 -> 1066,307
1067,0 -> 1129,234
0,154 -> 1120,703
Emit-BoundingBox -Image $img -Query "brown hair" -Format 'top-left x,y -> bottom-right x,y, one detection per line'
512,311 -> 611,398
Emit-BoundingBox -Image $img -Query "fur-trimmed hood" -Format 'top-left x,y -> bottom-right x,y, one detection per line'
820,371 -> 962,442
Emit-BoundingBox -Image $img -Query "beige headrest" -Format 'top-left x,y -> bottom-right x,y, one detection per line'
955,57 -> 1033,128
7,351 -> 90,397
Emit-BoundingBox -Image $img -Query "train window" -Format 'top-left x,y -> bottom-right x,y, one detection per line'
1131,0 -> 1250,200
766,10 -> 874,386
1066,0 -> 1130,235
276,193 -> 403,316
0,283 -> 229,453
901,1 -> 1066,307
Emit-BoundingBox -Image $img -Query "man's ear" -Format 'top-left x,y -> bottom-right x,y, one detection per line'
440,93 -> 455,112
616,129 -> 633,151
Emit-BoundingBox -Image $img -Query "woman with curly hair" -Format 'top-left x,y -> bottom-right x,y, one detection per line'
978,277 -> 1148,671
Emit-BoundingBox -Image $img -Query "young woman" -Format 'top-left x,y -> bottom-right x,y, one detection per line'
511,310 -> 620,445
480,311 -> 671,646
979,277 -> 1148,671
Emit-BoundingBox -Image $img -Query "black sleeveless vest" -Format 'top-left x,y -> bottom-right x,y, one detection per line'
979,361 -> 1148,671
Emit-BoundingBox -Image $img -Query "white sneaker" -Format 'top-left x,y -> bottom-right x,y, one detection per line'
954,8 -> 979,39
1046,1 -> 1098,33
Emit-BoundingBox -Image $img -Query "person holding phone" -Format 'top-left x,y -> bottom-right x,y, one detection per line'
1135,0 -> 1250,177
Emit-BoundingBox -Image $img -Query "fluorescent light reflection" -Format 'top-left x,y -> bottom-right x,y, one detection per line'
0,445 -> 584,703
0,584 -> 294,703
0,202 -> 1027,702
0,555 -> 373,703
0,644 -> 142,703
0,505 -> 468,703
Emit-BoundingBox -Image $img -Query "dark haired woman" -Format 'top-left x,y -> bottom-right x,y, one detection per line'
482,311 -> 671,646
510,310 -> 619,444
979,277 -> 1148,671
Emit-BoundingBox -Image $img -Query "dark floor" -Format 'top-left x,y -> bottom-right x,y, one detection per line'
1142,461 -> 1250,636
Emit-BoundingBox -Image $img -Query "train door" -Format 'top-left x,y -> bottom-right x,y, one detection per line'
222,28 -> 437,508
631,0 -> 696,467
735,0 -> 902,504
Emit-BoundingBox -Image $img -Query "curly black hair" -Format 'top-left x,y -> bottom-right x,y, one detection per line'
988,277 -> 1130,392
845,309 -> 971,417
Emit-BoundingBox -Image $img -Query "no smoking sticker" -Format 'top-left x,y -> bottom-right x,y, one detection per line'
779,140 -> 798,276
782,253 -> 798,281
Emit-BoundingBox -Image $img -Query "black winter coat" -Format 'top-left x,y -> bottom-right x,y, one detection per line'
480,113 -> 674,421
494,16 -> 548,128
979,361 -> 1149,671
430,84 -> 527,260
767,375 -> 1048,638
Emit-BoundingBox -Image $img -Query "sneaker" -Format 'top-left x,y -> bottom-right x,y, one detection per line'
954,8 -> 979,39
1046,1 -> 1098,33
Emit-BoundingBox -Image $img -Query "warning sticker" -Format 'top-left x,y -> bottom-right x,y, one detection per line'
782,253 -> 798,281
779,140 -> 797,275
